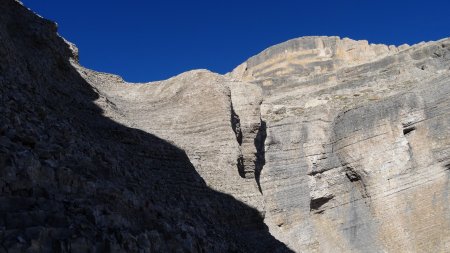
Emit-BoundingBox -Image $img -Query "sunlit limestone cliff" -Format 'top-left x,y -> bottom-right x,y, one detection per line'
1,1 -> 450,252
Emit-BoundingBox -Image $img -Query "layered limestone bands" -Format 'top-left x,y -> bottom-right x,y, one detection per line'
2,1 -> 450,252
234,36 -> 450,252
230,36 -> 409,82
84,35 -> 450,252
80,69 -> 269,212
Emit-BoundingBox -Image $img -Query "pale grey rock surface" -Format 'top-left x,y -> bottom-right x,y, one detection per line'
1,1 -> 450,252
229,36 -> 450,252
82,36 -> 450,252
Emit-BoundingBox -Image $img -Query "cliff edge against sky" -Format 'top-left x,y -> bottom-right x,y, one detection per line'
1,1 -> 450,252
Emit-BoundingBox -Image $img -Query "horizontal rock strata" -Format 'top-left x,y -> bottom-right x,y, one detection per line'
230,36 -> 450,252
1,1 -> 450,252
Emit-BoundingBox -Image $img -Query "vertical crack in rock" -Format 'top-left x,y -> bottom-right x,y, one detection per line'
230,101 -> 243,145
237,154 -> 245,178
229,91 -> 266,191
230,100 -> 245,177
254,119 -> 266,193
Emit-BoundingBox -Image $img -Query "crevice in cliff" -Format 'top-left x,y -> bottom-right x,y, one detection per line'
445,163 -> 450,170
230,100 -> 245,178
230,101 -> 242,145
308,168 -> 332,176
345,166 -> 370,205
402,126 -> 416,136
237,154 -> 245,178
229,94 -> 266,193
310,196 -> 333,211
254,119 -> 266,194
345,169 -> 362,182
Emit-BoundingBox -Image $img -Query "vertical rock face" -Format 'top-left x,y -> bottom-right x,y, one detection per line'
1,1 -> 450,252
229,36 -> 450,252
79,36 -> 450,252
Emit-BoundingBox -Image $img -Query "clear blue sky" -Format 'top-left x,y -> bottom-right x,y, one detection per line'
22,0 -> 450,82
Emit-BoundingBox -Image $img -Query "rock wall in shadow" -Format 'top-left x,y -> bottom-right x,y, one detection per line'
0,1 -> 292,252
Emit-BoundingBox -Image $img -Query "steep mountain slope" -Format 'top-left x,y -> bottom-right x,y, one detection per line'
0,1 -> 290,252
81,36 -> 450,252
1,1 -> 450,252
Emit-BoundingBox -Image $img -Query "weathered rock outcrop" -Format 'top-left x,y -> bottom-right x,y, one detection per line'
1,1 -> 450,252
230,36 -> 450,252
76,36 -> 450,252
